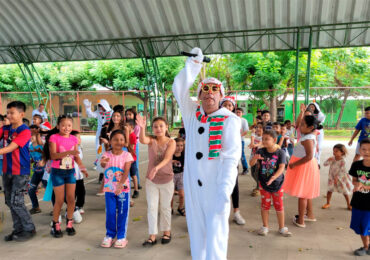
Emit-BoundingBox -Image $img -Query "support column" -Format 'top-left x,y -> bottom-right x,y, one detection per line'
294,29 -> 300,121
305,27 -> 313,105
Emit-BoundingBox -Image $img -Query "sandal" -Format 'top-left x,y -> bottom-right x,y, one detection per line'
161,234 -> 171,244
322,204 -> 330,209
292,216 -> 306,228
178,208 -> 186,216
142,238 -> 157,247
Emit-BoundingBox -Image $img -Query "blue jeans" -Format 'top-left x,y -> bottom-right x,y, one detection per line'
105,192 -> 130,239
241,140 -> 248,171
28,168 -> 47,209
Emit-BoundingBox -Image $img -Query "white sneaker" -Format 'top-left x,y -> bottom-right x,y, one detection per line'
73,209 -> 83,224
78,208 -> 85,215
233,211 -> 246,225
258,226 -> 269,236
279,227 -> 292,237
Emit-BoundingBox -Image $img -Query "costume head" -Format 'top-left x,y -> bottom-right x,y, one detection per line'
97,99 -> 111,112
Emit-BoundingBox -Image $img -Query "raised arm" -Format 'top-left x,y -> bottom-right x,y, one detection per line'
172,48 -> 203,124
136,114 -> 151,145
83,99 -> 98,119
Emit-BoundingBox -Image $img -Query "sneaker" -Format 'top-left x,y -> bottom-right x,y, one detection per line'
78,208 -> 85,215
49,215 -> 62,227
4,230 -> 22,241
114,238 -> 128,248
100,236 -> 114,248
29,207 -> 41,215
138,185 -> 142,190
258,226 -> 269,236
242,169 -> 248,175
13,230 -> 36,242
66,219 -> 76,236
279,227 -> 292,237
233,211 -> 246,225
51,222 -> 63,238
132,190 -> 139,199
73,209 -> 83,224
354,247 -> 368,256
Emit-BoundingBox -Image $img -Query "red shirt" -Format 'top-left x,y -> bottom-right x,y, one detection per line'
129,132 -> 137,161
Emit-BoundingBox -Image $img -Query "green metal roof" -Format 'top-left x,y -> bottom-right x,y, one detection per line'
0,0 -> 369,64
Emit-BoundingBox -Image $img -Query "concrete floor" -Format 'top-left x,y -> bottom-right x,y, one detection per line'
0,136 -> 365,260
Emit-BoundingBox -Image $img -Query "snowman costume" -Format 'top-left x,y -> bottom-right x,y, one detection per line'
308,102 -> 325,164
83,99 -> 112,156
173,48 -> 241,260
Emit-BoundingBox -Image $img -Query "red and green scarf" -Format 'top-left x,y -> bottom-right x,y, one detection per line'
196,106 -> 228,160
99,111 -> 112,122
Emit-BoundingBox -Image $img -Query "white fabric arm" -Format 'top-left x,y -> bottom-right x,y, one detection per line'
83,99 -> 98,119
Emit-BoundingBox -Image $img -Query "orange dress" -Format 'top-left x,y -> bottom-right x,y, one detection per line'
283,134 -> 320,199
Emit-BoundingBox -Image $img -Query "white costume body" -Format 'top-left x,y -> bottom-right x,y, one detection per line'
173,51 -> 241,260
308,103 -> 325,164
83,99 -> 112,156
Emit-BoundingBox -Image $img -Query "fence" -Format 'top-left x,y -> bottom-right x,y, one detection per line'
0,87 -> 368,132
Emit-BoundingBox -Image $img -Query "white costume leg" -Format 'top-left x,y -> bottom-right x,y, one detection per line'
317,129 -> 324,164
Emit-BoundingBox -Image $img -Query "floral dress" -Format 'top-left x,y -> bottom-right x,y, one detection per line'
324,158 -> 353,195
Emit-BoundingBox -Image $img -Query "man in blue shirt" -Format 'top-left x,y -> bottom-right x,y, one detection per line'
349,106 -> 370,162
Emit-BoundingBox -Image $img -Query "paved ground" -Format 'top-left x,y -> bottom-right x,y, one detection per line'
0,136 -> 365,260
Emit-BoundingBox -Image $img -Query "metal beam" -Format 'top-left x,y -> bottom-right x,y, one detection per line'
305,27 -> 313,105
294,29 -> 300,121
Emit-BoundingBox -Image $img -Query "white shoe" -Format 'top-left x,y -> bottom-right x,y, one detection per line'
73,210 -> 83,224
78,208 -> 85,215
258,226 -> 269,236
233,211 -> 246,225
279,227 -> 292,237
93,165 -> 97,170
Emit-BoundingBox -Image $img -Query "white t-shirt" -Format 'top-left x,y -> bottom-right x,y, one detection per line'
32,109 -> 48,120
240,117 -> 249,141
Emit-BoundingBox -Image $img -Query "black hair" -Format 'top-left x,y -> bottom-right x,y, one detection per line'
333,143 -> 348,156
261,110 -> 270,116
39,103 -> 45,107
33,114 -> 43,123
263,130 -> 277,139
280,123 -> 286,128
272,122 -> 280,126
307,103 -> 319,114
256,122 -> 264,128
236,107 -> 244,113
22,118 -> 30,126
175,137 -> 185,143
109,129 -> 126,141
7,101 -> 26,112
113,104 -> 124,113
303,115 -> 318,131
284,120 -> 291,124
0,115 -> 4,121
257,109 -> 262,113
360,138 -> 370,147
57,115 -> 73,125
365,106 -> 370,112
29,124 -> 40,130
256,115 -> 262,120
126,119 -> 135,128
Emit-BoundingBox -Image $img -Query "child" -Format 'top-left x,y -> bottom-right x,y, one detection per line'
348,106 -> 370,162
74,132 -> 86,222
348,138 -> 370,256
1,101 -> 36,242
136,114 -> 176,246
236,107 -> 249,175
28,125 -> 46,214
178,120 -> 186,140
322,144 -> 353,210
249,122 -> 263,196
100,130 -> 133,248
126,119 -> 139,199
284,120 -> 295,157
126,108 -> 142,189
283,115 -> 320,228
48,115 -> 88,238
172,138 -> 185,216
221,97 -> 246,225
261,110 -> 272,130
272,122 -> 282,144
279,124 -> 290,159
250,130 -> 292,237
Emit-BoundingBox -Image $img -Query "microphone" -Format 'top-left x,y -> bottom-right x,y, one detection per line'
181,51 -> 211,63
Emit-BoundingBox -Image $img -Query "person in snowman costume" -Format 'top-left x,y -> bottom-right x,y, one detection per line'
173,48 -> 241,260
83,99 -> 113,159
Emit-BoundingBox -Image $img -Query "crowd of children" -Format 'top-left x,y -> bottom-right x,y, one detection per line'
0,100 -> 369,256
